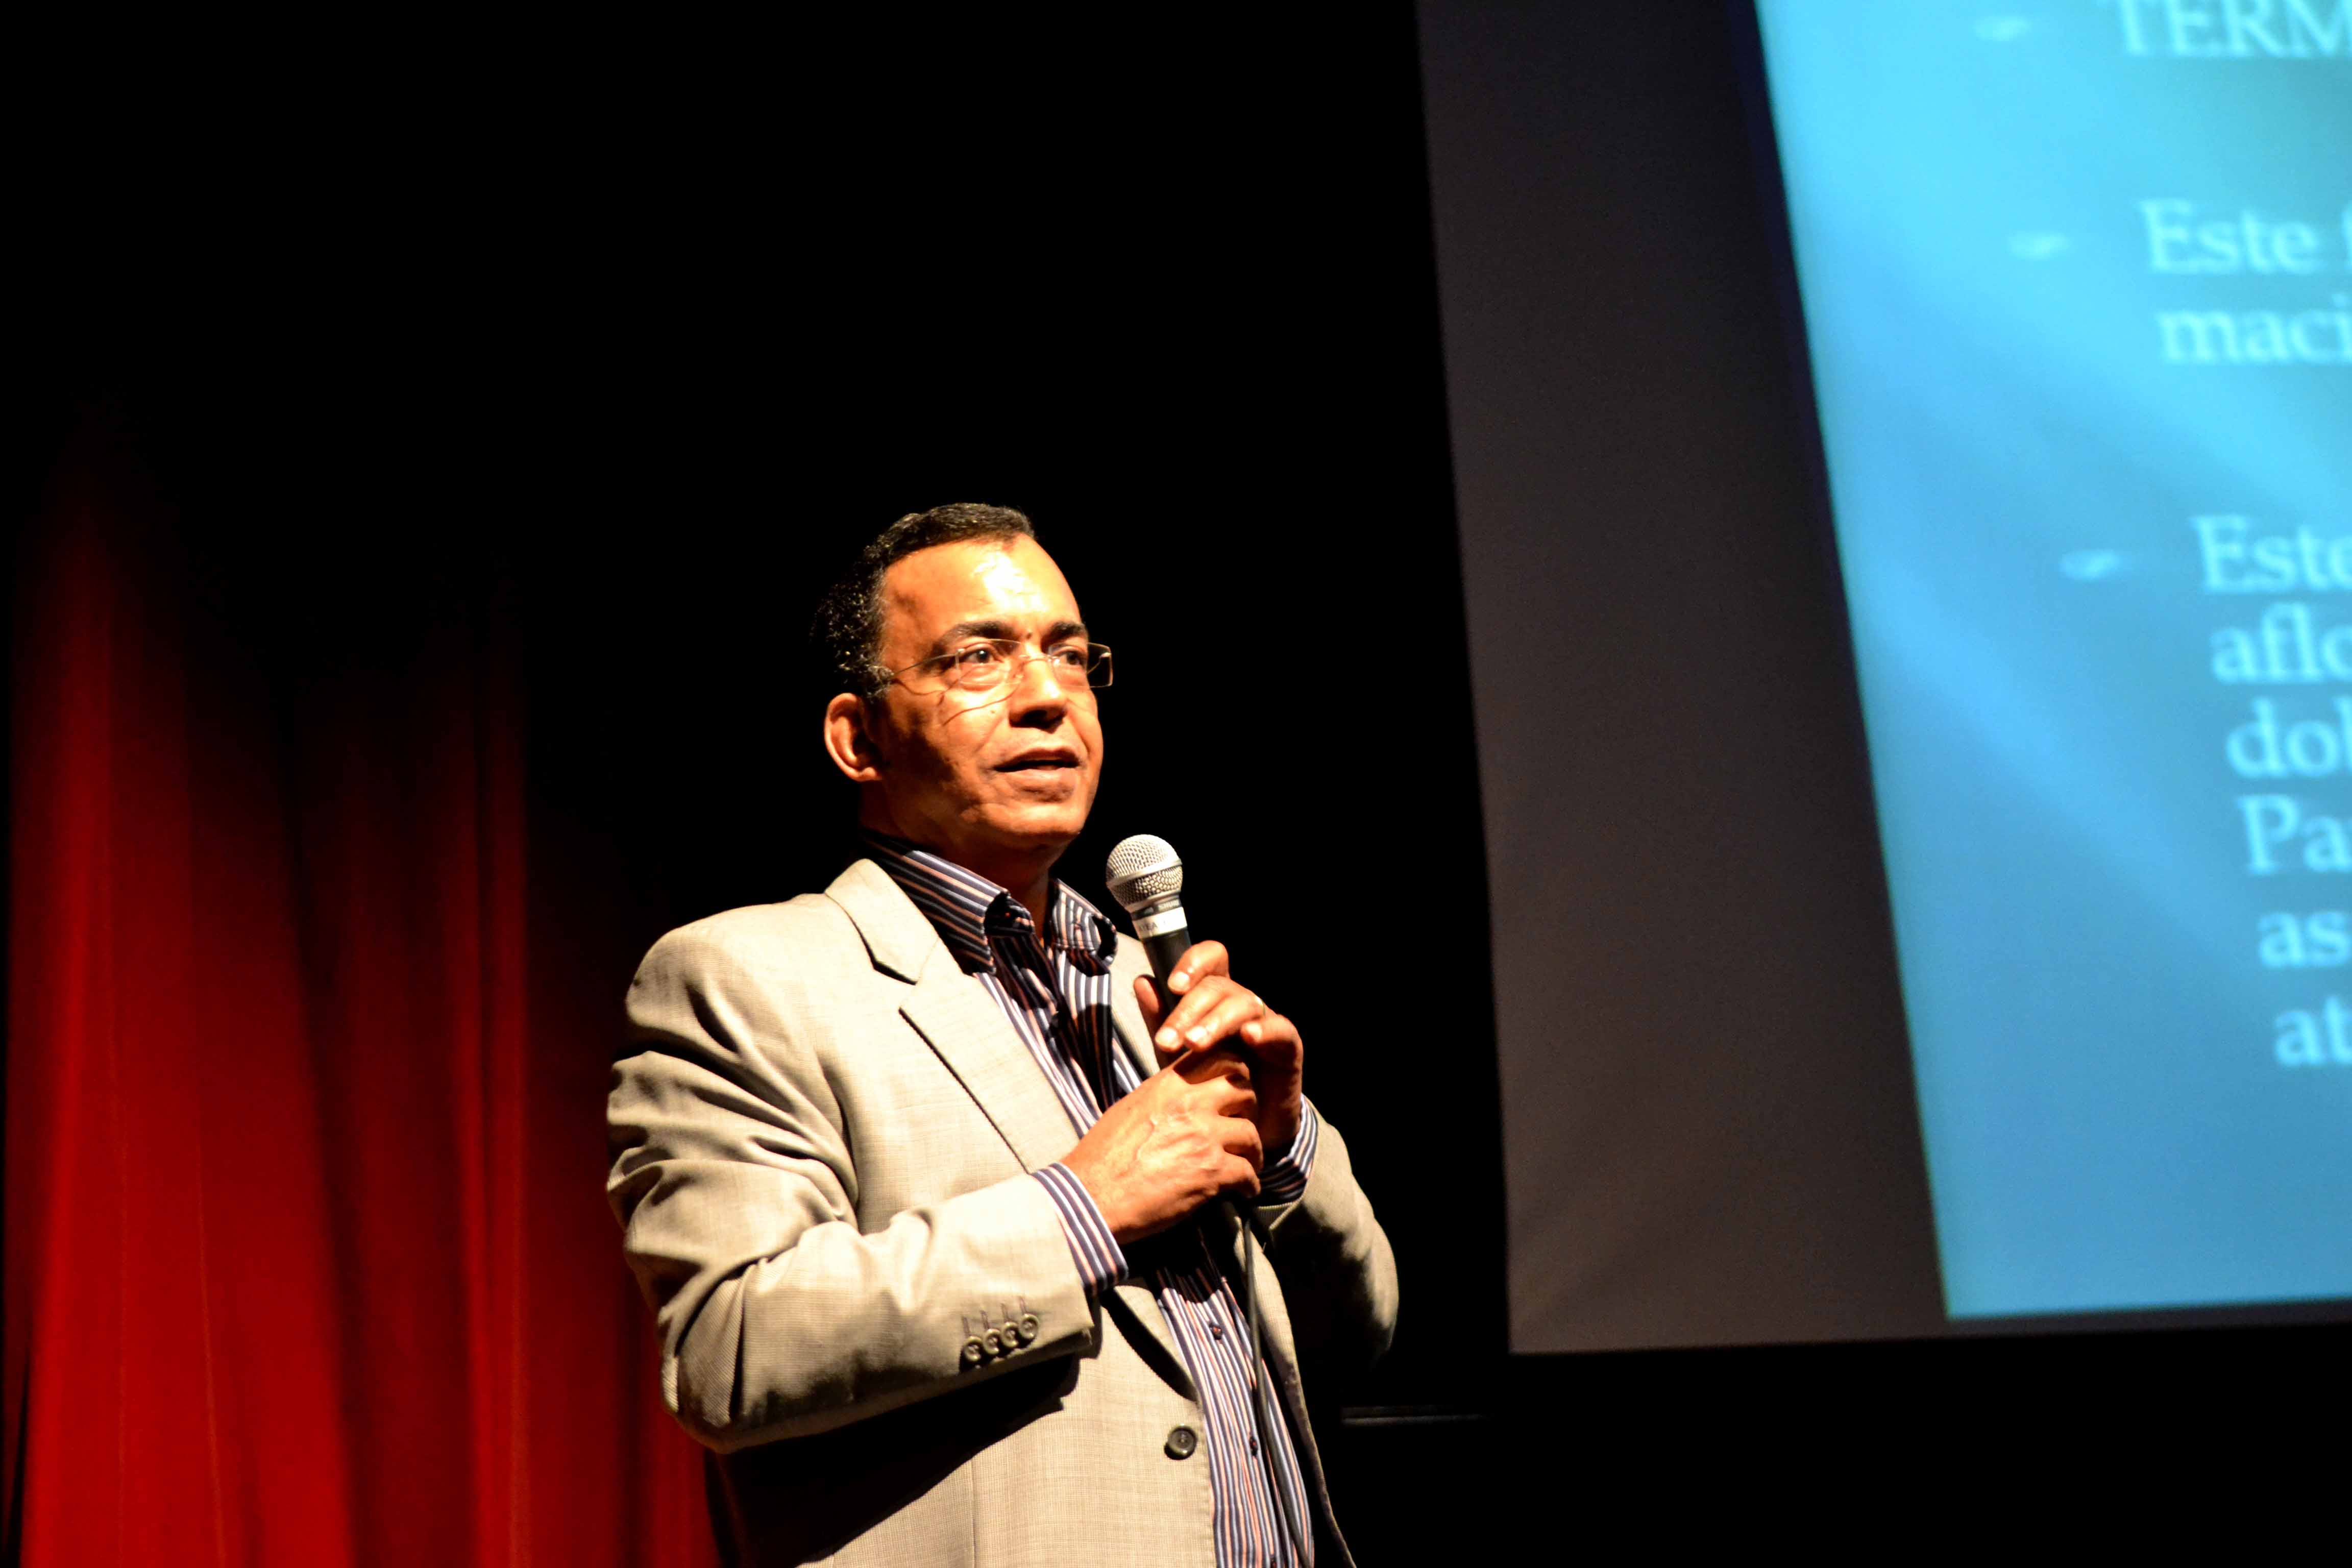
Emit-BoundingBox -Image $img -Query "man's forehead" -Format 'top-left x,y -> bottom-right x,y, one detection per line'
881,537 -> 1082,641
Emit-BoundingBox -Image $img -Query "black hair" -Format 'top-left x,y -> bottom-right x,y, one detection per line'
810,503 -> 1039,698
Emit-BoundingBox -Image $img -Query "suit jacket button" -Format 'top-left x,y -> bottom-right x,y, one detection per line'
1016,1313 -> 1040,1344
1164,1426 -> 1199,1460
961,1338 -> 985,1368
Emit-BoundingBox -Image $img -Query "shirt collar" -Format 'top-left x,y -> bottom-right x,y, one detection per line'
862,831 -> 1115,977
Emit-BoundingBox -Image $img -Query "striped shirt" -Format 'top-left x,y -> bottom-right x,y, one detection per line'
865,834 -> 1319,1567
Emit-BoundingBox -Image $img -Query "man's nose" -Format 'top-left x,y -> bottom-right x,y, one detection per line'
1006,652 -> 1073,716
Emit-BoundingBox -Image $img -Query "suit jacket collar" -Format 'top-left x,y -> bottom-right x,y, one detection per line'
826,858 -> 1080,1174
825,857 -> 938,983
856,832 -> 1118,978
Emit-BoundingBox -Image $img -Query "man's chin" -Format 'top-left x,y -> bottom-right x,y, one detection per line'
977,800 -> 1090,855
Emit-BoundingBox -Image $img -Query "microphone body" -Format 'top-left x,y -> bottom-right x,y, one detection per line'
1134,908 -> 1191,1013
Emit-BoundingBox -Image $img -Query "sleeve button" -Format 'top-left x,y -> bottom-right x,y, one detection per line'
1017,1313 -> 1040,1344
961,1338 -> 985,1368
983,1330 -> 1004,1357
1164,1425 -> 1199,1460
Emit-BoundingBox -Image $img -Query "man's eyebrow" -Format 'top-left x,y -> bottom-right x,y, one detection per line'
926,617 -> 1089,654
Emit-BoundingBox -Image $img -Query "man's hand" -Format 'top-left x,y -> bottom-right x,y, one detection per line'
1061,1047 -> 1263,1245
1135,941 -> 1303,1162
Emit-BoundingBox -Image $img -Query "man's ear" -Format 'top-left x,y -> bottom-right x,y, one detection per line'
823,692 -> 886,783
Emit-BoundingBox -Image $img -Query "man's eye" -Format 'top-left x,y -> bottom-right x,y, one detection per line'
1046,647 -> 1089,671
952,645 -> 1004,668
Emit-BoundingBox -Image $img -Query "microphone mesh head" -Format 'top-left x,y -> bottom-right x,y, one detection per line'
1104,834 -> 1183,913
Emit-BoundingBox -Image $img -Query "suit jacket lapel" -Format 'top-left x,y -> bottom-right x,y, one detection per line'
828,860 -> 1079,1174
1107,937 -> 1162,1091
1081,932 -> 1207,1389
830,861 -> 1202,1396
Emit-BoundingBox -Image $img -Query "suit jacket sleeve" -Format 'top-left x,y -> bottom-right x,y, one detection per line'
606,906 -> 1098,1454
1260,1107 -> 1399,1374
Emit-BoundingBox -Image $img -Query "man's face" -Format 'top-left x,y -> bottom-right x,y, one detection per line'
856,535 -> 1104,874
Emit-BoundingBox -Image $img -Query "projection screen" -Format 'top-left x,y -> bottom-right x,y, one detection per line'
1422,0 -> 2352,1349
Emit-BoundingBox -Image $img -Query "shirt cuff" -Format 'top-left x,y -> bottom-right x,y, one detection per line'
1254,1101 -> 1320,1208
1033,1163 -> 1127,1297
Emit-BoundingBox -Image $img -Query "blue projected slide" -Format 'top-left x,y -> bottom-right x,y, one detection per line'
1754,2 -> 2352,1317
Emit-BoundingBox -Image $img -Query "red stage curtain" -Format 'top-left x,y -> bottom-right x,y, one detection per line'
4,417 -> 720,1567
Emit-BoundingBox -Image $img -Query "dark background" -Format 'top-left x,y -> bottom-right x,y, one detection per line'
14,3 -> 2329,1554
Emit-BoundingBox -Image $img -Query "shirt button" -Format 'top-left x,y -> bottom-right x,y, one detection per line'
1164,1426 -> 1199,1460
1247,1437 -> 1260,1457
1209,1321 -> 1224,1340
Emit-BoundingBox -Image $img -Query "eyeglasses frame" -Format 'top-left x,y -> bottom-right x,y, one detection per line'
877,636 -> 1115,699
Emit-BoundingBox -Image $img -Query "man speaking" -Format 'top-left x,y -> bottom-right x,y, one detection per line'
606,504 -> 1398,1565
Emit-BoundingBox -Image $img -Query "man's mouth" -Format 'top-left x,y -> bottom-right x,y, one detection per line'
996,751 -> 1080,772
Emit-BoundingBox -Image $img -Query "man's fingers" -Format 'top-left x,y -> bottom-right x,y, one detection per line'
1139,966 -> 1249,1049
1154,976 -> 1261,1051
1164,940 -> 1229,997
1152,974 -> 1229,1046
1173,1043 -> 1253,1088
1180,991 -> 1267,1053
1221,1116 -> 1265,1174
1239,1009 -> 1302,1065
1174,1052 -> 1255,1114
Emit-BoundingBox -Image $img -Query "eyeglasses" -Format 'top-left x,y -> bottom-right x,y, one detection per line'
884,638 -> 1114,697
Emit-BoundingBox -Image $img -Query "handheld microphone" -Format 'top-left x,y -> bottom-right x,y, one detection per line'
1103,833 -> 1306,1560
1104,834 -> 1190,1012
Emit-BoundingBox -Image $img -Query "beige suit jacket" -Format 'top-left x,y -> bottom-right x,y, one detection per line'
607,859 -> 1400,1567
